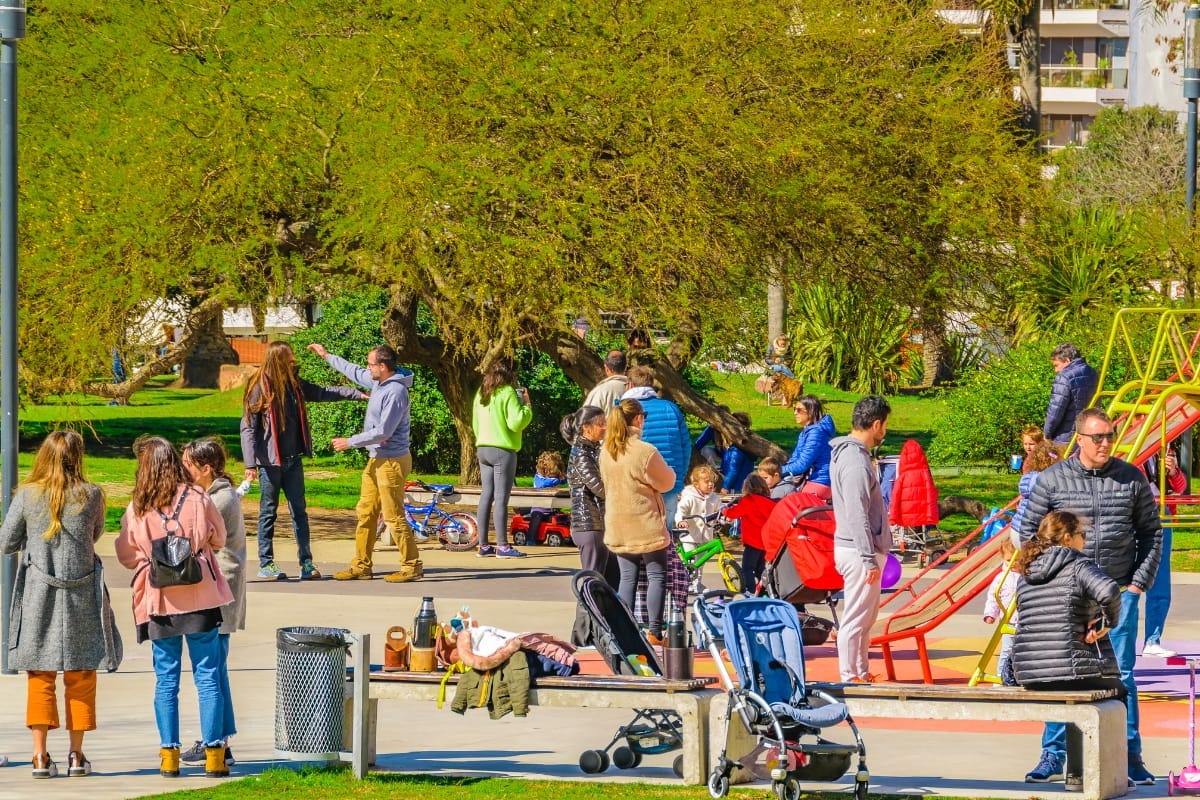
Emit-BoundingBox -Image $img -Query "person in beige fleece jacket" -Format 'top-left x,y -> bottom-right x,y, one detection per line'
600,398 -> 676,644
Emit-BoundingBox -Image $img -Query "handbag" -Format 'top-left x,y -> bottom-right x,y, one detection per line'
147,487 -> 202,589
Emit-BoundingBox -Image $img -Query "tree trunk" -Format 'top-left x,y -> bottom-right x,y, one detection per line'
381,290 -> 483,484
767,255 -> 788,346
920,318 -> 955,387
76,296 -> 226,401
1013,3 -> 1040,142
180,313 -> 238,388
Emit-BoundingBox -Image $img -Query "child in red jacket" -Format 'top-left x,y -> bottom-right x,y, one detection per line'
722,473 -> 776,592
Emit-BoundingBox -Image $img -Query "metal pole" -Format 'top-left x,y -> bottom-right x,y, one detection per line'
0,1 -> 25,676
1187,5 -> 1200,226
1189,97 -> 1198,224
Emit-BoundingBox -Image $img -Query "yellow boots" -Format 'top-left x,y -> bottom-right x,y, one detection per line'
159,747 -> 180,777
205,745 -> 229,778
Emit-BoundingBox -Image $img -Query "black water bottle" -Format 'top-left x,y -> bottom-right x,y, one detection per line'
667,605 -> 686,649
413,597 -> 438,648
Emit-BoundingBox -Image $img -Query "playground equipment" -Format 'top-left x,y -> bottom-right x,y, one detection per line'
968,308 -> 1200,685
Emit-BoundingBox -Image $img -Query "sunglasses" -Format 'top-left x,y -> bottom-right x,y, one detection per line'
1079,431 -> 1116,445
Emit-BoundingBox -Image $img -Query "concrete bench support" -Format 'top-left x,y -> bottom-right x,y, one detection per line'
342,635 -> 719,784
754,684 -> 1126,800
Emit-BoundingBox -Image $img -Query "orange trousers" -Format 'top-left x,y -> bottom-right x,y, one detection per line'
26,670 -> 97,731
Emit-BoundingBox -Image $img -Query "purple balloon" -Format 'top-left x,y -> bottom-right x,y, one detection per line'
881,552 -> 903,590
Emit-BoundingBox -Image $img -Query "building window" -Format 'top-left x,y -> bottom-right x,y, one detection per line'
1041,114 -> 1094,148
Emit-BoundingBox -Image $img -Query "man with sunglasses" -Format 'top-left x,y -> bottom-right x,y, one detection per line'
1017,408 -> 1162,786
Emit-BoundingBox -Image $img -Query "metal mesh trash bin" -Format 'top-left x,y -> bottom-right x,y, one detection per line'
275,626 -> 350,760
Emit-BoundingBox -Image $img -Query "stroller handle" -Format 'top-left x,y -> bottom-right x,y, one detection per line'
790,504 -> 834,527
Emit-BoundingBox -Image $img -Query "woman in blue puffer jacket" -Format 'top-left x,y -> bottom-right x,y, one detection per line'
781,395 -> 837,500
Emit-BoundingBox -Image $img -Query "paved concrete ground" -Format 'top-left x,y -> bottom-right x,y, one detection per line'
0,534 -> 1195,800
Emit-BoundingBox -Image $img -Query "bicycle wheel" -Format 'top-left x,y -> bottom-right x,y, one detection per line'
718,554 -> 743,593
436,512 -> 479,551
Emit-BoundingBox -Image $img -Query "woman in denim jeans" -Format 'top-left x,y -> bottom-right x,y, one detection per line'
240,341 -> 365,580
115,437 -> 234,779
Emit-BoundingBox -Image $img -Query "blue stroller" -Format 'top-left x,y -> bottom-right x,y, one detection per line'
695,594 -> 869,800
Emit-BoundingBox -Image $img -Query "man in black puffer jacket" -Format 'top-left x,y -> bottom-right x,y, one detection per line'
1043,343 -> 1100,445
1018,408 -> 1162,786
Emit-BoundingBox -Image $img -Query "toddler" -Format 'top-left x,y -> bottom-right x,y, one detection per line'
756,458 -> 795,500
722,473 -> 776,592
983,537 -> 1020,686
527,451 -> 566,541
675,465 -> 721,548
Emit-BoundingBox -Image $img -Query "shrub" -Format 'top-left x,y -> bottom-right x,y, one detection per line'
929,313 -> 1157,464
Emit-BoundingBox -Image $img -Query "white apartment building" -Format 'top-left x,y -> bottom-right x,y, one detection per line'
1039,0 -> 1131,149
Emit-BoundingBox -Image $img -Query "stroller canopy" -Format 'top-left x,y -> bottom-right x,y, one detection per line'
720,598 -> 849,728
888,439 -> 939,529
761,492 -> 841,592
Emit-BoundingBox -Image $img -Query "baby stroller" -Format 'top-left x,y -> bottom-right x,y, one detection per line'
695,593 -> 869,800
881,440 -> 947,567
571,570 -> 686,779
757,493 -> 840,645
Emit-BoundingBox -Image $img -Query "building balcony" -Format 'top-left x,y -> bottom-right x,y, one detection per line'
1040,4 -> 1129,36
1040,66 -> 1127,113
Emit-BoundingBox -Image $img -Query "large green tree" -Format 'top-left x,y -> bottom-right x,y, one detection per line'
16,0 -> 1042,472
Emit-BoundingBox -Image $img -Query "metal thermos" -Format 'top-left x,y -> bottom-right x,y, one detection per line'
667,606 -> 686,649
413,597 -> 438,648
664,605 -> 692,679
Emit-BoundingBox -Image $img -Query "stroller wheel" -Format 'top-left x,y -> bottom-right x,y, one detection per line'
774,778 -> 801,800
613,746 -> 642,770
579,749 -> 610,774
855,775 -> 870,800
673,755 -> 684,779
708,767 -> 730,799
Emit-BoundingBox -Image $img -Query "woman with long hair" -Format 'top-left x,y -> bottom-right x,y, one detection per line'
472,356 -> 533,558
600,399 -> 676,644
240,340 -> 364,580
564,405 -> 616,585
179,437 -> 246,767
115,436 -> 234,779
781,394 -> 837,499
0,431 -> 110,779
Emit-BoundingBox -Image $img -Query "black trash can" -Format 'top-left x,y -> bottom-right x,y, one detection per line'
274,626 -> 351,760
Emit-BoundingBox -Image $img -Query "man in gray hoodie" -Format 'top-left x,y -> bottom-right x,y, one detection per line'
307,342 -> 420,583
830,395 -> 891,683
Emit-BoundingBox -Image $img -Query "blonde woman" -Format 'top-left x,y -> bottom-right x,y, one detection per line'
0,431 -> 109,779
600,399 -> 676,645
115,436 -> 233,779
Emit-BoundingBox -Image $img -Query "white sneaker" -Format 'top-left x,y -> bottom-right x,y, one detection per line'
1142,642 -> 1177,658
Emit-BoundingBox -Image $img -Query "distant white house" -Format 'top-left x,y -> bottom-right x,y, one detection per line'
222,305 -> 312,338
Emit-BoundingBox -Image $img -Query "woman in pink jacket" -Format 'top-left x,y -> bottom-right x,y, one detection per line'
115,436 -> 233,780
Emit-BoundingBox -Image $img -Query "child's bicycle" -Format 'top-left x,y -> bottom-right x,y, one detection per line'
376,480 -> 479,552
674,511 -> 743,594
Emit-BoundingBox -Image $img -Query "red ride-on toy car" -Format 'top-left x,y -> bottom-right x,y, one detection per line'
510,512 -> 574,547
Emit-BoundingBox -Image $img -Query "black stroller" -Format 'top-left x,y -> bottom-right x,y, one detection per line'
571,570 -> 685,778
694,593 -> 869,800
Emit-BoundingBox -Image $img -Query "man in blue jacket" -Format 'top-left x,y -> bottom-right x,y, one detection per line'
621,365 -> 691,521
1044,343 -> 1099,445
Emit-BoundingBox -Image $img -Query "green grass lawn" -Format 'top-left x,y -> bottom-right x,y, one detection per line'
128,765 -> 903,800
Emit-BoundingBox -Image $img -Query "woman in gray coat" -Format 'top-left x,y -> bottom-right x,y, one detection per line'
181,437 -> 246,767
0,431 -> 110,779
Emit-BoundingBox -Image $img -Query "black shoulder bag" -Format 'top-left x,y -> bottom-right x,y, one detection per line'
148,487 -> 202,589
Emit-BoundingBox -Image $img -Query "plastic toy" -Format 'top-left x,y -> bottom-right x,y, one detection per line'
510,512 -> 574,547
1168,655 -> 1200,796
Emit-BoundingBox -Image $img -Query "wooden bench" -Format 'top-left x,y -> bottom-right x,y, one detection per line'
342,634 -> 720,784
715,683 -> 1124,800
